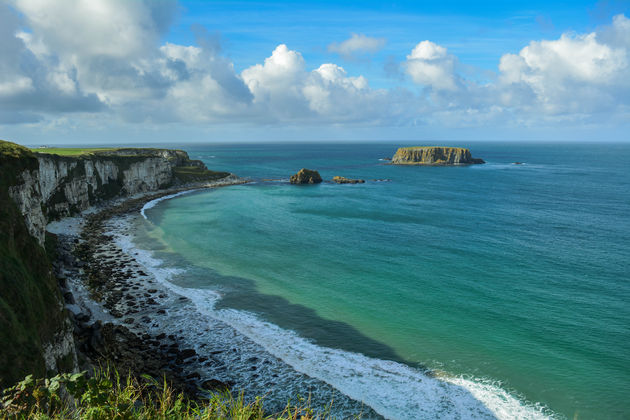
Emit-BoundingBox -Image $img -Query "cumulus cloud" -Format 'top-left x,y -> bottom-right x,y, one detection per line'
405,40 -> 460,91
0,0 -> 628,132
241,45 -> 404,123
328,33 -> 386,59
0,4 -> 103,122
498,14 -> 630,115
404,15 -> 630,124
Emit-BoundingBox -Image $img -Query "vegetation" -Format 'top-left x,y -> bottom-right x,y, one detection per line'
30,148 -> 116,156
0,141 -> 72,388
0,369 -> 339,419
173,166 -> 231,183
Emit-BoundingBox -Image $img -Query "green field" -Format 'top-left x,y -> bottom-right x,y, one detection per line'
30,147 -> 116,156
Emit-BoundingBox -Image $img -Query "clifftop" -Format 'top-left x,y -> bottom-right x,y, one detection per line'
391,146 -> 484,165
0,139 -> 232,386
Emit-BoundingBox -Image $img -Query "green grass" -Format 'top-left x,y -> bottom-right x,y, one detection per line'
173,166 -> 231,183
30,148 -> 117,156
0,369 -> 346,419
398,146 -> 467,151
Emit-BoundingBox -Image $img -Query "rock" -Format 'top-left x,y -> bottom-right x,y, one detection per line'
513,162 -> 523,165
391,147 -> 485,165
179,349 -> 197,359
201,379 -> 231,391
332,176 -> 365,184
289,168 -> 322,184
63,291 -> 75,304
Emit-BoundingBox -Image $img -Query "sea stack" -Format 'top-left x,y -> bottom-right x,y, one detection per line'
290,168 -> 322,184
391,147 -> 485,165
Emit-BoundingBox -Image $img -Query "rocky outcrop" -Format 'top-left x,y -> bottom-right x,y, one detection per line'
0,139 -> 230,387
290,168 -> 322,184
4,143 -> 228,246
332,176 -> 365,184
391,147 -> 485,165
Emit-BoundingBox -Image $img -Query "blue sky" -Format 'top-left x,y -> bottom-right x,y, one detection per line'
1,0 -> 629,144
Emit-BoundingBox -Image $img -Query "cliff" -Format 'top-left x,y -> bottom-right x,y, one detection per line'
0,140 -> 230,386
391,147 -> 485,165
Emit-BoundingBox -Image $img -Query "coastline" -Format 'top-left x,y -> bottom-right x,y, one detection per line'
48,176 -> 379,417
48,175 -> 249,396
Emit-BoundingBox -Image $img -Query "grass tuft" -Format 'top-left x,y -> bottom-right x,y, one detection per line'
0,368 -> 348,419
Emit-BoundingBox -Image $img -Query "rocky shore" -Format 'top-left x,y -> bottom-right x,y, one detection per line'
48,177 -> 378,417
50,178 -> 246,396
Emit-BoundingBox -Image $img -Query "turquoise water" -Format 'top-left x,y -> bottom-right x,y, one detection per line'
141,143 -> 630,419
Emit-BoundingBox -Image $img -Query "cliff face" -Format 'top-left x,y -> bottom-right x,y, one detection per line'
0,140 -> 229,386
7,146 -> 221,246
391,147 -> 485,165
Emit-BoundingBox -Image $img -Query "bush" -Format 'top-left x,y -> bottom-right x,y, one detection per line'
0,368 -> 342,419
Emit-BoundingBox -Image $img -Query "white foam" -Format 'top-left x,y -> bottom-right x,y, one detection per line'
111,212 -> 554,420
203,305 -> 551,420
141,190 -> 197,220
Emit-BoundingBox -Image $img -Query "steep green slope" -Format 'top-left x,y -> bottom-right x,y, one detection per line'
0,141 -> 70,387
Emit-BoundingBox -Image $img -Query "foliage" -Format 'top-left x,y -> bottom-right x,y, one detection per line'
0,369 -> 344,419
0,141 -> 70,388
30,148 -> 117,156
173,166 -> 231,183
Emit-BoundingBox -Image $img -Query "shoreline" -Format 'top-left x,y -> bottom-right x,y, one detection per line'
48,174 -> 553,420
49,175 -> 250,396
49,176 -> 379,417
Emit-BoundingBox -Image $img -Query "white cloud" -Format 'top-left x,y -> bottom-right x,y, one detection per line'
328,33 -> 386,58
405,41 -> 459,91
13,0 -> 175,59
497,15 -> 630,114
403,15 -> 630,123
0,0 -> 628,133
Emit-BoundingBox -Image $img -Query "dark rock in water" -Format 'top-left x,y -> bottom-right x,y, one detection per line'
201,379 -> 231,391
332,176 -> 365,184
290,168 -> 322,184
513,162 -> 523,165
63,291 -> 75,304
180,348 -> 197,359
76,312 -> 90,323
391,146 -> 485,165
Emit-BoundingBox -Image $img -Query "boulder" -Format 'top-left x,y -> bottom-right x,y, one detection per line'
290,168 -> 322,184
332,176 -> 365,184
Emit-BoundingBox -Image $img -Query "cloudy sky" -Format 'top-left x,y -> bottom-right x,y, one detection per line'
1,0 -> 629,144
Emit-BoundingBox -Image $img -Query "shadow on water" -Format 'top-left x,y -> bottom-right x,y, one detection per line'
173,265 -> 500,419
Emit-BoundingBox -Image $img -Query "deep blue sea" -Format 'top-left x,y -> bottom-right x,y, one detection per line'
136,142 -> 630,419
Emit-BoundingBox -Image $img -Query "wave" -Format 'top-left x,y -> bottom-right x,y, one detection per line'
140,190 -> 198,219
119,212 -> 554,419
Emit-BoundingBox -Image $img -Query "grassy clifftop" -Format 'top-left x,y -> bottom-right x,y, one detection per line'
0,140 -> 231,387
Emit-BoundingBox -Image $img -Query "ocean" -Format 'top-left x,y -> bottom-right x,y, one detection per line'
131,142 -> 630,419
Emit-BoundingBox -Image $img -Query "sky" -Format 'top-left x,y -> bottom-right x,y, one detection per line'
0,0 -> 629,145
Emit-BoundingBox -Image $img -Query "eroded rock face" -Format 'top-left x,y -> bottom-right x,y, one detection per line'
332,176 -> 365,184
290,168 -> 322,184
391,147 -> 485,165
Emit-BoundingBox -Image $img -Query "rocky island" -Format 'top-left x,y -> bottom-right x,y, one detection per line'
290,168 -> 322,184
391,146 -> 485,165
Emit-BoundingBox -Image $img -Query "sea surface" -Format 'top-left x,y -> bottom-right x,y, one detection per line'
135,142 -> 630,419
